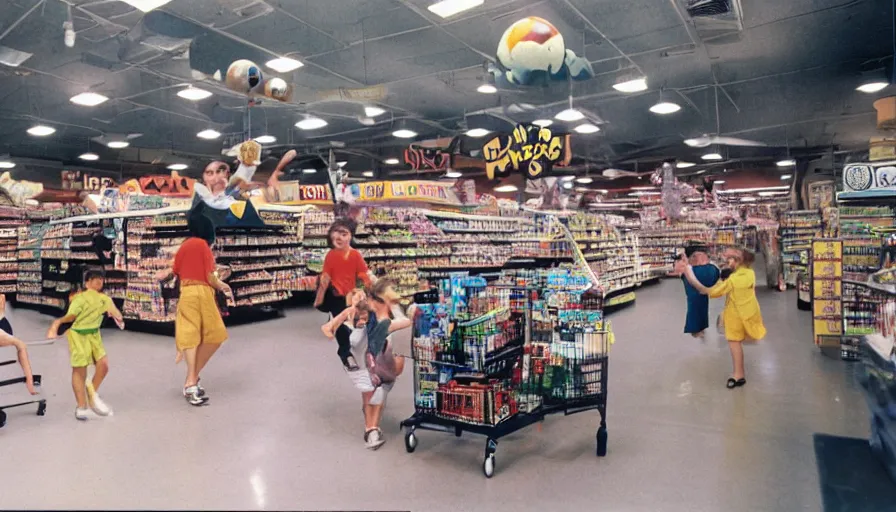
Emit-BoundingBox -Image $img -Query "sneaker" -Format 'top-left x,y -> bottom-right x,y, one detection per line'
365,428 -> 385,450
88,392 -> 112,416
184,385 -> 209,406
74,408 -> 89,421
196,379 -> 206,397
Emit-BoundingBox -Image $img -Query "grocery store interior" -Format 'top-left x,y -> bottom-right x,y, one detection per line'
0,0 -> 895,511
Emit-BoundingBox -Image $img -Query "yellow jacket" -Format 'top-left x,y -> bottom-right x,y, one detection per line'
709,266 -> 764,325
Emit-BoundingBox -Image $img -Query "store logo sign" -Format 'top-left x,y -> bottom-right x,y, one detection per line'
298,184 -> 331,202
843,161 -> 896,191
482,124 -> 567,180
404,145 -> 450,171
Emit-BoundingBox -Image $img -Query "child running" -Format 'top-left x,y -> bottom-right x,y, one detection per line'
322,281 -> 414,450
47,270 -> 124,420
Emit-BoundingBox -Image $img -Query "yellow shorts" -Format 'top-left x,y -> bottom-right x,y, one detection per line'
723,309 -> 767,342
175,284 -> 228,351
68,329 -> 106,368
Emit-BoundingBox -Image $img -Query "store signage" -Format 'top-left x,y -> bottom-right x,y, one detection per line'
119,173 -> 195,197
274,181 -> 333,205
404,146 -> 450,172
61,170 -> 116,191
350,180 -> 461,205
843,160 -> 896,192
482,124 -> 569,180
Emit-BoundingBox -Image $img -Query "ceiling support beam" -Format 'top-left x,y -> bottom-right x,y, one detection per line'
0,0 -> 46,42
560,0 -> 646,77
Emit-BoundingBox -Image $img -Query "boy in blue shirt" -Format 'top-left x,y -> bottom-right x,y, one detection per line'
679,244 -> 721,338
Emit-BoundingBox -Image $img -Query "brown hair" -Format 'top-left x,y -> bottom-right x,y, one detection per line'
740,248 -> 755,268
370,277 -> 399,304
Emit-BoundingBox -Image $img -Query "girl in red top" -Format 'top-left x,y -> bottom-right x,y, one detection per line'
314,218 -> 372,370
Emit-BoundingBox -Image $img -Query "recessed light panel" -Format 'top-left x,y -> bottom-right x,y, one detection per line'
266,57 -> 304,73
70,92 -> 109,107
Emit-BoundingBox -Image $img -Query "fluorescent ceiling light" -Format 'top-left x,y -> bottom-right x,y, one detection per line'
560,175 -> 576,182
575,177 -> 593,184
0,161 -> 14,169
562,181 -> 573,189
295,117 -> 327,130
613,77 -> 648,93
384,158 -> 400,165
629,191 -> 661,196
631,186 -> 657,190
596,189 -> 609,194
27,125 -> 55,136
445,170 -> 463,178
70,92 -> 109,107
740,197 -> 757,202
393,129 -> 417,138
477,84 -> 497,94
466,128 -> 490,137
79,153 -> 99,161
364,106 -> 386,117
428,0 -> 484,19
197,129 -> 221,139
107,141 -> 129,149
713,180 -> 726,184
857,82 -> 888,93
776,158 -> 796,167
683,138 -> 701,147
701,152 -> 723,160
177,87 -> 212,101
302,168 -> 317,174
254,135 -> 276,144
781,174 -> 792,180
574,123 -> 600,134
685,198 -> 703,203
362,171 -> 375,178
119,0 -> 173,11
555,108 -> 585,122
676,161 -> 696,168
532,119 -> 553,127
494,184 -> 518,193
575,187 -> 593,192
266,57 -> 304,73
167,164 -> 188,171
650,101 -> 681,114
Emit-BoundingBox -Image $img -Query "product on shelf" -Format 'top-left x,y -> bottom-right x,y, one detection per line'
781,210 -> 823,287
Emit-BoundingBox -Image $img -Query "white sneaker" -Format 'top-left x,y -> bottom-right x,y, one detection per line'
74,408 -> 90,421
89,392 -> 112,416
365,428 -> 385,450
184,385 -> 209,406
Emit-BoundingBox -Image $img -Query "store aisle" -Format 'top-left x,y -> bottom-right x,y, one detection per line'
0,279 -> 868,511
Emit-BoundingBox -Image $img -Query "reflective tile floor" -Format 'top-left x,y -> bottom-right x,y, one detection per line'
0,276 -> 870,511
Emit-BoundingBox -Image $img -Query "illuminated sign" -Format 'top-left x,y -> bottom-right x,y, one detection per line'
482,125 -> 569,180
273,181 -> 334,205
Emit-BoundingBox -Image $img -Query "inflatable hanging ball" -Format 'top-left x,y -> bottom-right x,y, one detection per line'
496,17 -> 565,86
225,59 -> 263,94
238,140 -> 262,166
264,77 -> 290,101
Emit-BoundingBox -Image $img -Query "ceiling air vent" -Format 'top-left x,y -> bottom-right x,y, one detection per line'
686,0 -> 731,17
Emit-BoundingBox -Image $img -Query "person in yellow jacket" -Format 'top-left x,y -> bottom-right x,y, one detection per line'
682,247 -> 766,389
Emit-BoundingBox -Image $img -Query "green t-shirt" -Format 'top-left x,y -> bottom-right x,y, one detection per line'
67,289 -> 112,331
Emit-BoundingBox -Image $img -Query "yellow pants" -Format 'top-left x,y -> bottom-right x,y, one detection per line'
68,329 -> 105,368
175,283 -> 228,351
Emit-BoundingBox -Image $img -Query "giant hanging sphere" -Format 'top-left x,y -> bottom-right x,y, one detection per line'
496,17 -> 566,86
225,59 -> 263,94
264,77 -> 290,101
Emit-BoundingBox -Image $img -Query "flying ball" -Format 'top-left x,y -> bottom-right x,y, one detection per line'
496,17 -> 565,86
225,59 -> 263,94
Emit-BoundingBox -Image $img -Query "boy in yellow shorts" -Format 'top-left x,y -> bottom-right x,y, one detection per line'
47,270 -> 124,420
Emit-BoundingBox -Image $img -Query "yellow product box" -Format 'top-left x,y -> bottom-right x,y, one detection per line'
813,280 -> 841,298
813,261 -> 842,278
814,318 -> 843,336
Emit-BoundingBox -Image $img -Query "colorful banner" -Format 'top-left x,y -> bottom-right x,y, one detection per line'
482,124 -> 570,180
348,180 -> 461,205
273,181 -> 333,205
119,172 -> 195,197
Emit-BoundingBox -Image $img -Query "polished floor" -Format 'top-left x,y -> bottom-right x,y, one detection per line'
0,276 -> 871,511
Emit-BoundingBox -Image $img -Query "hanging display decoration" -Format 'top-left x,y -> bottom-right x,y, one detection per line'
842,161 -> 896,193
119,172 -> 195,197
492,16 -> 595,87
225,59 -> 263,94
404,145 -> 451,172
482,124 -> 569,180
0,172 -> 42,207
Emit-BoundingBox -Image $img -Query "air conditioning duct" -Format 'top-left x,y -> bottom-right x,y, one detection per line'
686,0 -> 731,17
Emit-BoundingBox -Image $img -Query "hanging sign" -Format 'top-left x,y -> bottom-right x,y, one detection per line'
348,180 -> 461,205
273,181 -> 334,205
482,124 -> 569,180
120,173 -> 195,197
404,145 -> 451,171
843,161 -> 896,192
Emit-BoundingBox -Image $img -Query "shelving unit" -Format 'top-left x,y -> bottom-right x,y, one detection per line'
635,223 -> 711,274
780,210 -> 823,287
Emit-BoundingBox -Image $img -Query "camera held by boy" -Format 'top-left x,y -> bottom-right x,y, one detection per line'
47,270 -> 125,421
